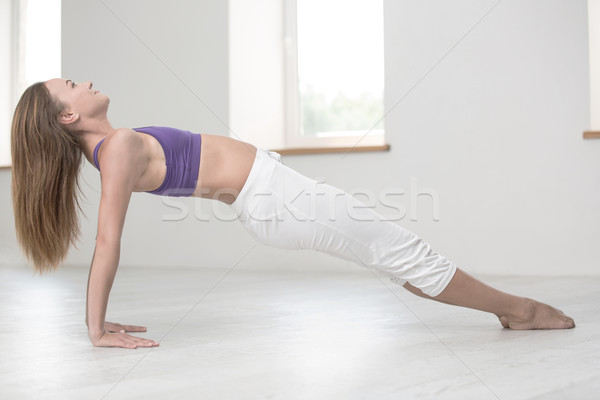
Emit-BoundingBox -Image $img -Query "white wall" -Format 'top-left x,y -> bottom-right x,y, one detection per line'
229,0 -> 286,149
1,0 -> 598,277
381,0 -> 599,276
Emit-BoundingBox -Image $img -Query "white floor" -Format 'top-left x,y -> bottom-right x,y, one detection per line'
0,263 -> 598,400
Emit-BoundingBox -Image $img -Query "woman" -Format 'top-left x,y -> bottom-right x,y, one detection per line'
11,79 -> 575,349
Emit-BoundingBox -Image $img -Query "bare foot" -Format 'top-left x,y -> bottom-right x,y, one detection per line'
496,298 -> 575,329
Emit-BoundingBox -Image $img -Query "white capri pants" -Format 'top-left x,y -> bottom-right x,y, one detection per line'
230,148 -> 457,297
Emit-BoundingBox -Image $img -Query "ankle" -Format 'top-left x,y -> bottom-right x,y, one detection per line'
509,297 -> 536,322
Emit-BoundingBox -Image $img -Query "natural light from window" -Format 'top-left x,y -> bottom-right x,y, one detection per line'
296,0 -> 384,138
19,0 -> 61,93
0,0 -> 60,167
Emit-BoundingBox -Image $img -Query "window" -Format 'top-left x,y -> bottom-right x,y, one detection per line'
228,0 -> 386,151
0,0 -> 60,167
283,0 -> 385,148
0,0 -> 14,167
17,0 -> 61,99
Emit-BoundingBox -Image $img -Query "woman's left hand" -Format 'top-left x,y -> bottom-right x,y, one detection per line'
104,321 -> 147,334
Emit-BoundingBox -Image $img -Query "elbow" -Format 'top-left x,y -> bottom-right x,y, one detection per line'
95,234 -> 121,249
92,236 -> 121,267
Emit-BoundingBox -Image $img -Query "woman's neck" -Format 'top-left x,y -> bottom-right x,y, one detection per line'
78,118 -> 118,165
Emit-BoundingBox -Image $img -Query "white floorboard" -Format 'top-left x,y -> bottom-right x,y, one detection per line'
0,263 -> 598,400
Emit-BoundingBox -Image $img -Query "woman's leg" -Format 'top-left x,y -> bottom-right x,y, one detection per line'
231,150 -> 575,330
404,269 -> 575,329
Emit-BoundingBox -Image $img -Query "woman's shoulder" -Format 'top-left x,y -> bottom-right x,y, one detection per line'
96,128 -> 145,169
106,128 -> 143,144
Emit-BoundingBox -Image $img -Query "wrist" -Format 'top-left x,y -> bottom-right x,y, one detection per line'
88,327 -> 106,343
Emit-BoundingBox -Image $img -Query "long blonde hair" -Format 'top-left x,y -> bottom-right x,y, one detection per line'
11,82 -> 85,274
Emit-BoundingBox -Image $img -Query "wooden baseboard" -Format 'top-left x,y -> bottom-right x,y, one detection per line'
583,131 -> 600,139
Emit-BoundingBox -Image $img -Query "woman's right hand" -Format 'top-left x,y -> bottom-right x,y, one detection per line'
91,330 -> 160,349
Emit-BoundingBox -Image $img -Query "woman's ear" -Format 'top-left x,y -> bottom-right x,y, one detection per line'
58,110 -> 80,126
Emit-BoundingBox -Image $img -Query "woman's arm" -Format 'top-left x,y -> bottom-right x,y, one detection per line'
85,129 -> 159,349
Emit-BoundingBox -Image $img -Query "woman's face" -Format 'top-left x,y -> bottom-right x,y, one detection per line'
44,78 -> 110,125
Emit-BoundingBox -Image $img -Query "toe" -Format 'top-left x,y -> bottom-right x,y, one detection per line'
567,317 -> 576,328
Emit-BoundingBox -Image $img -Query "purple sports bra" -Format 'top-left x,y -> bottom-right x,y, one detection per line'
93,126 -> 202,197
